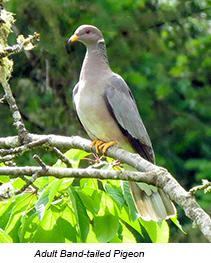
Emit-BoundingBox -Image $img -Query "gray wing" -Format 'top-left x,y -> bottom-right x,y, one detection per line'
104,74 -> 155,163
72,82 -> 79,111
72,82 -> 84,127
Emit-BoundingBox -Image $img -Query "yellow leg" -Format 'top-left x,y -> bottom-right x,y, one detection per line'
99,141 -> 117,156
91,140 -> 117,156
91,140 -> 104,154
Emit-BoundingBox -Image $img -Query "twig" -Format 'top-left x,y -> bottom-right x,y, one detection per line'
190,180 -> 211,195
51,147 -> 72,168
14,154 -> 49,195
33,154 -> 48,172
12,25 -> 32,60
0,138 -> 49,156
14,172 -> 40,195
0,136 -> 48,162
0,32 -> 40,59
18,174 -> 39,192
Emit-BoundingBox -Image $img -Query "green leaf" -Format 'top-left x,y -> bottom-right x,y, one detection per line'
139,218 -> 169,243
4,194 -> 36,241
0,198 -> 16,230
32,209 -> 62,242
122,181 -> 139,221
0,176 -> 10,184
56,217 -> 78,243
93,214 -> 119,242
119,207 -> 142,236
36,179 -> 62,220
120,222 -> 137,243
80,178 -> 98,190
20,196 -> 78,242
0,228 -> 13,243
68,187 -> 90,242
0,163 -> 10,183
171,216 -> 186,234
104,183 -> 125,210
91,189 -> 103,214
60,203 -> 77,226
12,178 -> 25,191
76,189 -> 97,215
0,198 -> 13,218
32,207 -> 78,243
34,176 -> 57,190
86,225 -> 100,243
109,234 -> 122,243
58,179 -> 74,192
97,191 -> 117,216
19,213 -> 39,242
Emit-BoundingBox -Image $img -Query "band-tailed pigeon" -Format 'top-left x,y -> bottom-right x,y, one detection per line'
68,25 -> 176,221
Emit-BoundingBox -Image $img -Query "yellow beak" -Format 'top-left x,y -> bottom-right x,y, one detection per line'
67,34 -> 79,44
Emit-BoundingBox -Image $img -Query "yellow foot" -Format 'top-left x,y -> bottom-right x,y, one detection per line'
91,140 -> 104,154
91,140 -> 117,156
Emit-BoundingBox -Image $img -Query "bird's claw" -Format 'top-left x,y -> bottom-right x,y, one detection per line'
91,140 -> 104,154
91,140 -> 117,156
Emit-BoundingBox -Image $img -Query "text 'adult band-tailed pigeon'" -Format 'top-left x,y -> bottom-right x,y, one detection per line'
68,25 -> 176,221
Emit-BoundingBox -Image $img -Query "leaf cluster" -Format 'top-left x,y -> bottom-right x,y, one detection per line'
0,149 -> 178,243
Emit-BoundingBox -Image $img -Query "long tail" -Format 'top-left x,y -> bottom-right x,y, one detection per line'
129,182 -> 176,221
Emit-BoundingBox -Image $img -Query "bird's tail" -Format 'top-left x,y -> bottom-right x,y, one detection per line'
129,181 -> 176,221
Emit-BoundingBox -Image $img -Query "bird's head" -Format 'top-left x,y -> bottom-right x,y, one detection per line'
67,25 -> 104,46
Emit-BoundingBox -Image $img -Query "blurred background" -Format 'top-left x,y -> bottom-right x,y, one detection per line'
1,0 -> 210,242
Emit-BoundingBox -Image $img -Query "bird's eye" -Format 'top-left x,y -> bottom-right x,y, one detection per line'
85,29 -> 91,34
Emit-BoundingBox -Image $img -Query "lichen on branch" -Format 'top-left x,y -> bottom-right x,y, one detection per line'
0,5 -> 15,82
0,1 -> 39,143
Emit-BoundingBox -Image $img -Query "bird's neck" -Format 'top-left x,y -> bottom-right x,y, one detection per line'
80,40 -> 111,81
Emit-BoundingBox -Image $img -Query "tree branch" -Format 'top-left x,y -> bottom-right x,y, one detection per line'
2,82 -> 30,143
190,179 -> 211,195
0,137 -> 48,156
0,165 -> 155,181
0,133 -> 211,241
0,32 -> 40,59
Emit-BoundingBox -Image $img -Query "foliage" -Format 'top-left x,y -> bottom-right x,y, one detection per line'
0,149 -> 171,243
0,0 -> 210,242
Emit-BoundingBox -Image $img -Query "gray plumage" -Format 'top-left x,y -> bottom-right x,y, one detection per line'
69,25 -> 176,221
104,75 -> 155,163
